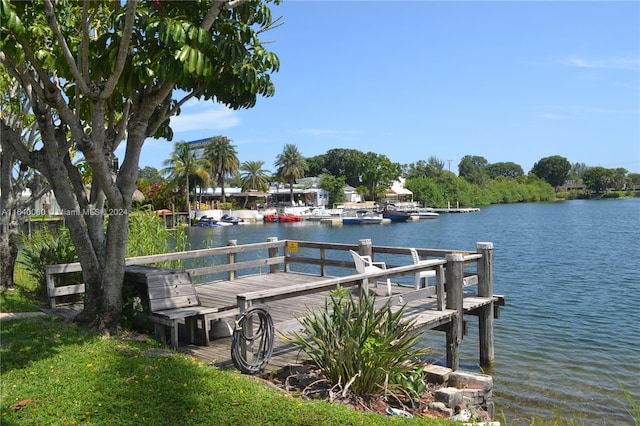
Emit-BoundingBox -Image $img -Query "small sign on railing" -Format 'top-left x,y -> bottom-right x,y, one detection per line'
287,241 -> 299,253
452,251 -> 471,267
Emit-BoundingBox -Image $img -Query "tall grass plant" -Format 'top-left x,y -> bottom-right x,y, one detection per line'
283,288 -> 431,399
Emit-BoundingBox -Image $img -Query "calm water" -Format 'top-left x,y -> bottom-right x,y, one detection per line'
186,199 -> 640,425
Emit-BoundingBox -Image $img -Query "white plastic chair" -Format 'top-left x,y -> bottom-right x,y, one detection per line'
410,248 -> 436,290
349,250 -> 392,296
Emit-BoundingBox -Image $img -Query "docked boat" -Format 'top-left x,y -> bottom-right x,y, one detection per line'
409,208 -> 439,219
278,213 -> 302,223
220,213 -> 244,225
301,208 -> 343,221
381,209 -> 412,222
342,211 -> 385,225
263,213 -> 279,223
263,213 -> 302,223
194,216 -> 222,227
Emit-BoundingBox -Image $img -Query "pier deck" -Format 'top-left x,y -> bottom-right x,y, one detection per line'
46,238 -> 504,373
178,272 -> 502,374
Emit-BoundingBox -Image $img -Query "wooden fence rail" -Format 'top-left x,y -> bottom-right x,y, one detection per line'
45,238 -> 500,368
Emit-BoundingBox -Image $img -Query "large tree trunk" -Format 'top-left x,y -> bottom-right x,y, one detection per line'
75,212 -> 129,329
0,154 -> 18,289
219,175 -> 226,203
0,218 -> 19,289
289,182 -> 295,205
0,129 -> 28,289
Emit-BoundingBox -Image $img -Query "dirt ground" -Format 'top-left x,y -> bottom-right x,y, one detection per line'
258,364 -> 452,420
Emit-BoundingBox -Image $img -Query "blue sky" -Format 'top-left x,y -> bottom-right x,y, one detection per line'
128,1 -> 640,175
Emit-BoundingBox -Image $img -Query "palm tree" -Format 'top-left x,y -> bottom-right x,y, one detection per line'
204,136 -> 239,203
240,160 -> 271,207
162,142 -> 210,221
274,144 -> 308,205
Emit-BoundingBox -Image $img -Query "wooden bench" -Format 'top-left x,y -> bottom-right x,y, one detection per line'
124,265 -> 219,349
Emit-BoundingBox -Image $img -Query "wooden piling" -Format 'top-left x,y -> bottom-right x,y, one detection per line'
227,240 -> 237,280
477,242 -> 495,367
358,238 -> 373,257
267,237 -> 279,273
445,252 -> 465,371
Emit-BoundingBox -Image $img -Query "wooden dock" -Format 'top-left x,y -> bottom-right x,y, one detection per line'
182,272 -> 502,374
46,238 -> 504,374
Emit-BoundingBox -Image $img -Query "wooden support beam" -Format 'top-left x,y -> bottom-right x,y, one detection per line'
445,252 -> 464,371
477,242 -> 495,367
227,239 -> 237,280
267,237 -> 280,273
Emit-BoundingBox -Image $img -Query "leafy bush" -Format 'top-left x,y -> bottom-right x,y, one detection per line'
18,209 -> 188,305
18,226 -> 80,300
283,287 -> 431,399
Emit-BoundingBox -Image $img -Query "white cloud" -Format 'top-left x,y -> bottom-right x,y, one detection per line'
538,105 -> 635,121
540,113 -> 566,120
566,56 -> 639,71
169,102 -> 241,133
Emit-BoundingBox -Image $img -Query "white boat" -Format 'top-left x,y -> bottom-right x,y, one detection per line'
412,209 -> 439,219
342,211 -> 386,225
302,207 -> 344,221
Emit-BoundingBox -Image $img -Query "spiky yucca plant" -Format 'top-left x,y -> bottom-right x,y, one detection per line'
283,287 -> 431,397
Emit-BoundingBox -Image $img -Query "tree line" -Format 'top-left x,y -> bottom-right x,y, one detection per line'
141,141 -> 640,211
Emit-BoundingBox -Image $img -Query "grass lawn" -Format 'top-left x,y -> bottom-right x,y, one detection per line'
1,262 -> 40,314
2,262 -> 449,425
0,316 -> 451,426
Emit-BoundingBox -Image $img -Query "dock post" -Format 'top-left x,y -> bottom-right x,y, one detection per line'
435,264 -> 445,310
267,237 -> 279,273
236,296 -> 252,364
358,239 -> 373,296
227,240 -> 237,280
445,253 -> 465,371
358,238 -> 373,257
477,242 -> 495,367
320,248 -> 327,277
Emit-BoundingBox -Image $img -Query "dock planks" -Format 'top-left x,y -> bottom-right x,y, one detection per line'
179,272 -> 500,374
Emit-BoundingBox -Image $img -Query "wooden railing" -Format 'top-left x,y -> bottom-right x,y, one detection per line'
45,238 -> 497,368
45,238 -> 493,313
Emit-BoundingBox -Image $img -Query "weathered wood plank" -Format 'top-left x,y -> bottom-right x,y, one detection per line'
44,239 -> 501,373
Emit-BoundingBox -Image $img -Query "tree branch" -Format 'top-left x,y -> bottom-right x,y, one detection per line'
146,87 -> 203,137
0,120 -> 32,167
42,0 -> 90,94
1,45 -> 47,102
80,1 -> 91,81
102,0 -> 137,99
113,101 -> 131,152
202,0 -> 246,30
3,40 -> 88,146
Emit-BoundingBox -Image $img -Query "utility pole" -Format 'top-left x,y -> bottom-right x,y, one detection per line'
446,160 -> 452,172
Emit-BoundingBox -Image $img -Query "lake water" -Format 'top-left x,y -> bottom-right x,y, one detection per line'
186,199 -> 640,425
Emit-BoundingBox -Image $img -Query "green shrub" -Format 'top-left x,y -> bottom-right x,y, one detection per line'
283,287 -> 431,399
18,209 -> 188,306
18,226 -> 80,300
126,209 -> 187,264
